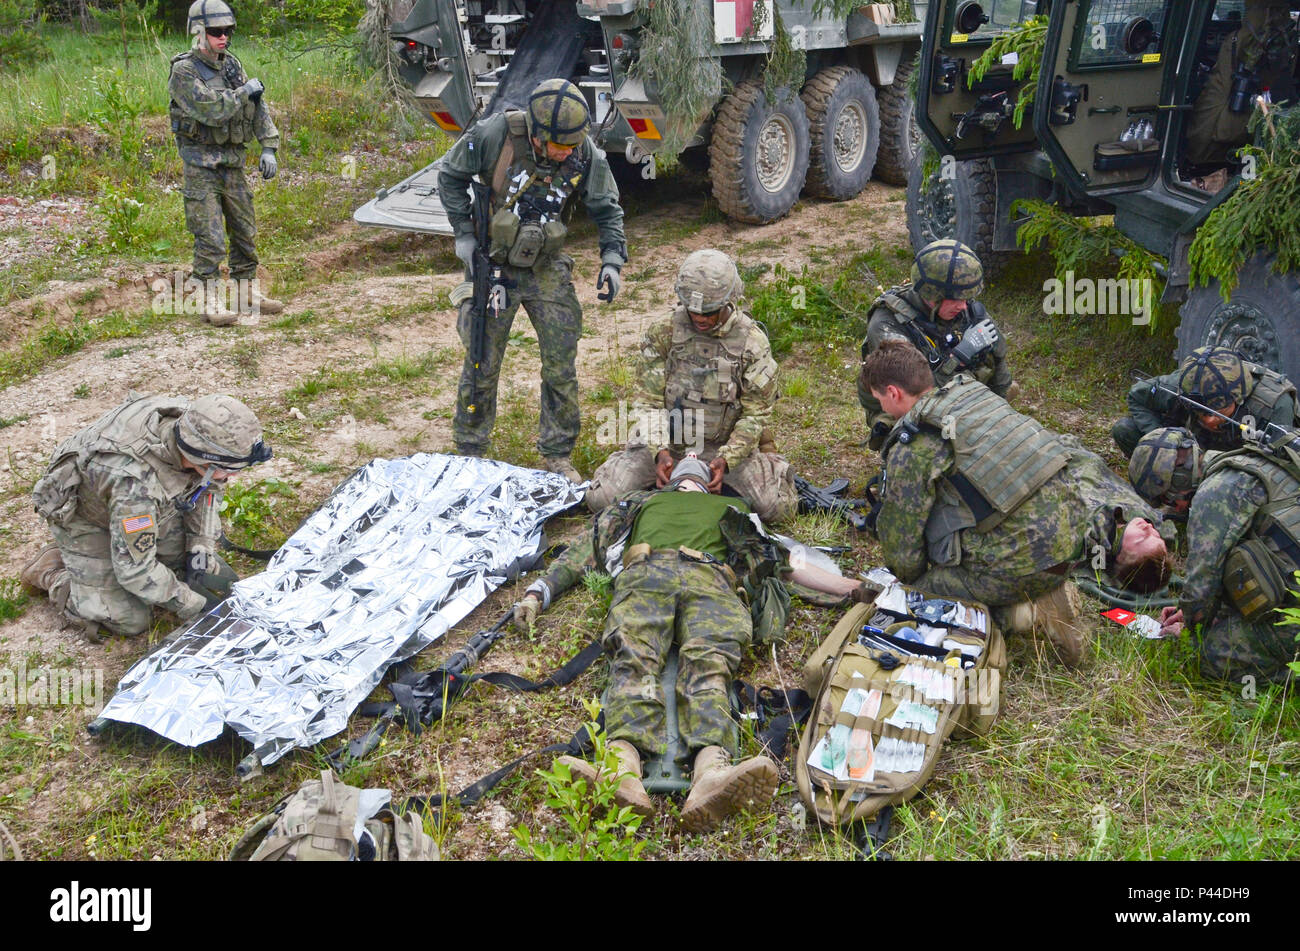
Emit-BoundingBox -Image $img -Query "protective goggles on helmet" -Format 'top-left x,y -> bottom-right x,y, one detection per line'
176,433 -> 272,470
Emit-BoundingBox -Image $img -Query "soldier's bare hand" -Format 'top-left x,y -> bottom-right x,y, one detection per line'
654,450 -> 674,487
1158,605 -> 1183,637
707,456 -> 727,493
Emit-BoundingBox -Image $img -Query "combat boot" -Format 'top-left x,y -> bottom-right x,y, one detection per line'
1000,599 -> 1035,635
245,288 -> 284,315
1031,581 -> 1086,668
679,745 -> 778,834
556,739 -> 654,817
20,545 -> 64,594
202,281 -> 238,327
542,455 -> 582,483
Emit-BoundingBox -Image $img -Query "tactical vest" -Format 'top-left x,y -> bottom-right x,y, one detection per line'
32,395 -> 190,527
486,111 -> 589,268
1242,362 -> 1298,428
1203,443 -> 1300,620
168,50 -> 257,147
886,376 -> 1070,540
869,289 -> 996,383
663,306 -> 760,448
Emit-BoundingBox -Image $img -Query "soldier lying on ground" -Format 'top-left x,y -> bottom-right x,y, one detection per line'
586,249 -> 797,524
857,239 -> 1016,451
513,456 -> 859,832
21,394 -> 269,642
1112,346 -> 1297,458
863,341 -> 1174,667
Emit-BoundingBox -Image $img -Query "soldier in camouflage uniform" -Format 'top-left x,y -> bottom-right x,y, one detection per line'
1137,430 -> 1300,684
169,0 -> 282,325
863,342 -> 1173,666
1128,426 -> 1213,520
20,394 -> 270,641
513,457 -> 856,830
857,240 -> 1015,451
438,79 -> 627,482
586,249 -> 796,522
1112,346 -> 1298,458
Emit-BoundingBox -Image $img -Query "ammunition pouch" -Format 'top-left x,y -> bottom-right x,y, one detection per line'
489,209 -> 566,268
1223,537 -> 1289,622
31,455 -> 81,528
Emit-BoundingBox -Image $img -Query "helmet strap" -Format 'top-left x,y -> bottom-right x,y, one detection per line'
177,464 -> 216,513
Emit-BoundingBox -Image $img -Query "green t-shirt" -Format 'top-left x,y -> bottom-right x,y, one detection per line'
629,490 -> 751,561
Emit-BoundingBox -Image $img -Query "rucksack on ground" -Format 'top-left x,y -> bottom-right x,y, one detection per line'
229,770 -> 439,861
796,583 -> 1007,828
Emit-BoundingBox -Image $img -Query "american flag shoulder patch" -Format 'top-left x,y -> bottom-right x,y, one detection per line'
122,514 -> 155,534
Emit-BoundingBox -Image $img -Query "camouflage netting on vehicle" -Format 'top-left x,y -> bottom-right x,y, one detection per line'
358,0 -> 417,103
967,14 -> 1047,128
1189,103 -> 1300,298
630,0 -> 722,158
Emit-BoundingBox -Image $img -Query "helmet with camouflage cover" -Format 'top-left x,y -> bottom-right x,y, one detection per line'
187,0 -> 235,35
1177,346 -> 1248,410
910,239 -> 984,301
675,249 -> 743,313
1129,427 -> 1204,505
177,395 -> 270,470
526,79 -> 591,147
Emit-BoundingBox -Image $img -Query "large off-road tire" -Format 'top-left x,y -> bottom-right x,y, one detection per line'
875,54 -> 921,186
709,79 -> 811,224
905,154 -> 1008,273
801,65 -> 879,200
1175,252 -> 1300,382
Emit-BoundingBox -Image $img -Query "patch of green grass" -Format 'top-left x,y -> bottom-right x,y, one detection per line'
0,578 -> 30,621
0,307 -> 172,387
0,413 -> 30,429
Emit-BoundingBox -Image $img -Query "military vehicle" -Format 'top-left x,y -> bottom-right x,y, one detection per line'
354,0 -> 929,233
906,0 -> 1300,381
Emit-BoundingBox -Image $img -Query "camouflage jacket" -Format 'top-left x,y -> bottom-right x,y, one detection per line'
631,306 -> 780,469
1125,366 -> 1299,453
857,286 -> 1011,431
168,47 -> 279,168
1180,467 -> 1272,629
436,111 -> 627,266
33,396 -> 223,618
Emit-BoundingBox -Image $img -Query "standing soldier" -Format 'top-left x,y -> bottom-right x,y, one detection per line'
438,79 -> 628,482
20,394 -> 270,642
857,239 -> 1015,450
585,249 -> 796,523
169,0 -> 283,325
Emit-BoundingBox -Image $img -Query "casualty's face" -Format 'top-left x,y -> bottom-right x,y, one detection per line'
1120,517 -> 1166,562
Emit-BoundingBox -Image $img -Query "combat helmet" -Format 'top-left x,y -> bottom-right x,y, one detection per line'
910,239 -> 984,301
1177,346 -> 1248,410
526,79 -> 590,147
187,0 -> 235,35
675,249 -> 743,314
1129,427 -> 1204,506
177,395 -> 270,470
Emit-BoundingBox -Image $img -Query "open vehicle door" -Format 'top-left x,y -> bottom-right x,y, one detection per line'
1032,0 -> 1175,196
917,0 -> 1047,158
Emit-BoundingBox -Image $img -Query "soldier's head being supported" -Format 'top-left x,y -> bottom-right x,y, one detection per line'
911,239 -> 984,322
863,341 -> 1172,593
666,455 -> 713,493
1129,426 -> 1205,514
1177,346 -> 1248,433
526,79 -> 590,164
188,0 -> 235,57
175,394 -> 270,487
675,249 -> 744,334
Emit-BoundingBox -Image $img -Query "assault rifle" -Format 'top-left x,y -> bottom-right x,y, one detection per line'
1131,369 -> 1300,456
466,181 -> 509,416
794,476 -> 870,532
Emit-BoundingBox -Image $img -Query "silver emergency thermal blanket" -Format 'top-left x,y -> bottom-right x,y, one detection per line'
98,454 -> 584,765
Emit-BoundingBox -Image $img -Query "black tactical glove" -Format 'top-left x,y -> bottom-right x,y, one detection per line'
868,420 -> 892,452
950,318 -> 999,368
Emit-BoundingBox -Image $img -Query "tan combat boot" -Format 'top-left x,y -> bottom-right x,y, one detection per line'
20,544 -> 64,594
1000,599 -> 1036,635
679,745 -> 778,834
557,739 -> 654,818
542,455 -> 582,483
202,280 -> 238,327
245,288 -> 284,315
1031,581 -> 1087,668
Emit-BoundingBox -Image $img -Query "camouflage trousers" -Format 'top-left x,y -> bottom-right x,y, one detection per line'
453,253 -> 582,458
1110,416 -> 1146,459
586,446 -> 797,523
913,563 -> 1065,611
46,512 -> 187,636
603,552 -> 750,762
183,161 -> 258,281
1195,607 -> 1298,687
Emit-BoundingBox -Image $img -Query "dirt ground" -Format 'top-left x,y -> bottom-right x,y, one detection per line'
0,173 -> 912,859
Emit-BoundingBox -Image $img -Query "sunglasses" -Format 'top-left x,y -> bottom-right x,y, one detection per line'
206,27 -> 232,37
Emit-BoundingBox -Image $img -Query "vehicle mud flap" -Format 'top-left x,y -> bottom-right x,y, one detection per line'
485,0 -> 590,115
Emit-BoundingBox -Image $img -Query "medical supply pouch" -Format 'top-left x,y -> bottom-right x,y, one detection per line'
796,583 -> 1005,826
